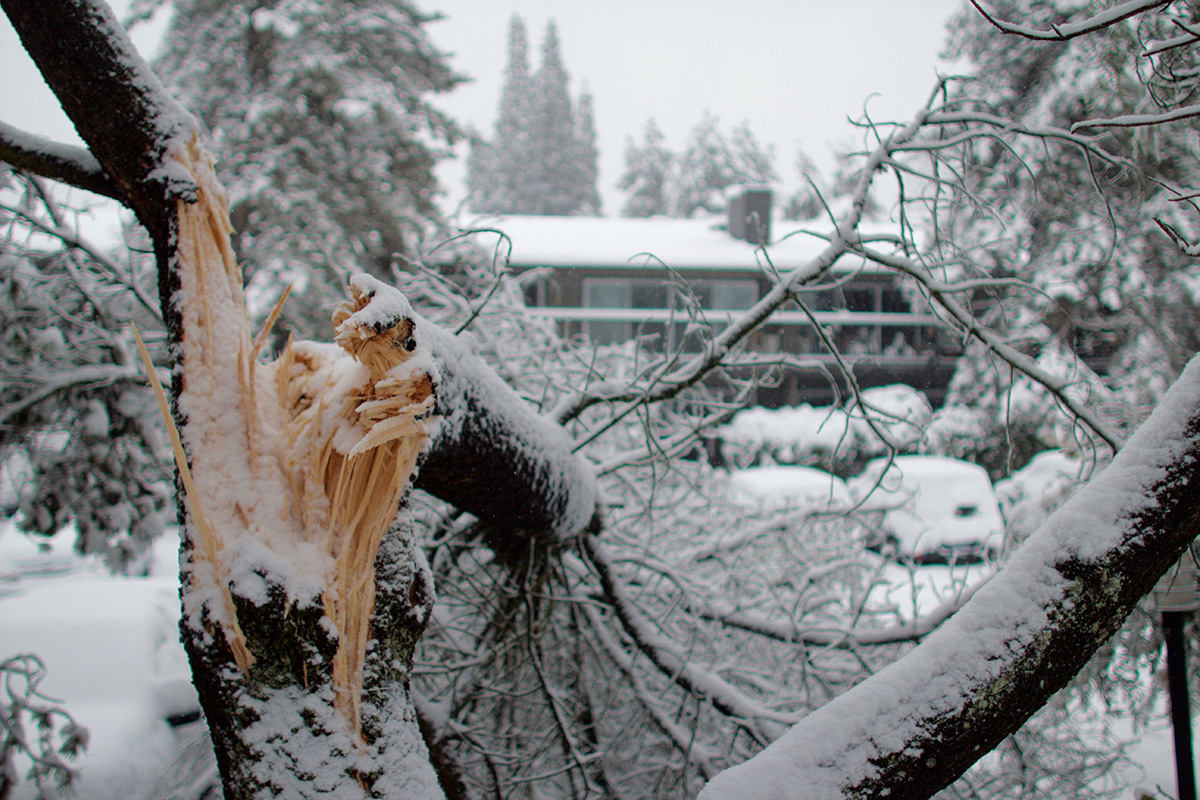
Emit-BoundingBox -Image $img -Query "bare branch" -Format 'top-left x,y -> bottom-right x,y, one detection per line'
580,536 -> 797,744
691,578 -> 988,649
0,363 -> 143,426
578,601 -> 719,780
853,243 -> 1125,451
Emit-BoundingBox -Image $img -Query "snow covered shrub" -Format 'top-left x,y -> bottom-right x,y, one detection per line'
993,450 -> 1091,546
937,341 -> 1069,479
719,385 -> 931,478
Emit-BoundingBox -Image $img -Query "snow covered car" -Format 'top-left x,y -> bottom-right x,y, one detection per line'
0,524 -> 217,800
850,455 -> 1004,564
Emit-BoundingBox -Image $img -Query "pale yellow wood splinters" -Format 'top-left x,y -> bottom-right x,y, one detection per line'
164,135 -> 434,740
251,283 -> 293,364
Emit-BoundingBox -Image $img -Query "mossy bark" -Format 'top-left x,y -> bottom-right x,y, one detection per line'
182,512 -> 444,799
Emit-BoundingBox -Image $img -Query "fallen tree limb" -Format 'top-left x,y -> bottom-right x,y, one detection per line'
699,355 -> 1200,800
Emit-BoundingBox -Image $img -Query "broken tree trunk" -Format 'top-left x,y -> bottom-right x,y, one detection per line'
2,1 -> 597,797
139,134 -> 445,798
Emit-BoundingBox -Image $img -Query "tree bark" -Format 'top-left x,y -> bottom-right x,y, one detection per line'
414,320 -> 597,545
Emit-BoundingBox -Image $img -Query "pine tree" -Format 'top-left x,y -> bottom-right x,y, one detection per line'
526,20 -> 580,214
467,14 -> 531,214
574,88 -> 602,214
728,121 -> 779,187
467,16 -> 599,216
783,146 -> 825,220
674,111 -> 733,217
618,114 -> 779,218
152,0 -> 463,337
618,118 -> 674,217
673,113 -> 777,217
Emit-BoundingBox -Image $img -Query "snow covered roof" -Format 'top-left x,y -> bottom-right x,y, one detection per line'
451,214 -> 895,274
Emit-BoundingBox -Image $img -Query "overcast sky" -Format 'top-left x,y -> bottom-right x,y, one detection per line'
426,1 -> 964,214
1,1 -> 964,217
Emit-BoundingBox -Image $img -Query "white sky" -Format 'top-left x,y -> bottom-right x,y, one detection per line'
1,0 -> 964,217
425,0 -> 964,214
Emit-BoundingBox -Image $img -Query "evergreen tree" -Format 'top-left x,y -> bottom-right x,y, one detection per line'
574,88 -> 602,214
648,112 -> 778,218
467,14 -> 531,214
618,118 -> 674,217
727,121 -> 779,187
783,146 -> 825,220
674,111 -> 736,217
526,20 -> 583,214
467,16 -> 599,215
152,0 -> 463,337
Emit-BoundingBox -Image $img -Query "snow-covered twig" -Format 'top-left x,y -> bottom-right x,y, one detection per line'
581,533 -> 798,744
1071,102 -> 1200,131
0,120 -> 120,200
690,578 -> 988,649
968,0 -> 1170,41
852,243 -> 1124,451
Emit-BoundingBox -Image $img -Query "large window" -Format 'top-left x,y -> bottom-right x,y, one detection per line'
795,280 -> 928,355
582,277 -> 757,350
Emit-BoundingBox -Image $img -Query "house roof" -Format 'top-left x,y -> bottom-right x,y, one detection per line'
451,214 -> 897,275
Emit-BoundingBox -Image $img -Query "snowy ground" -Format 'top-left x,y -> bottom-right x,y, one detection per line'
0,522 -> 216,800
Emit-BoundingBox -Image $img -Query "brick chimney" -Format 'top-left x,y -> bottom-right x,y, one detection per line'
728,186 -> 772,245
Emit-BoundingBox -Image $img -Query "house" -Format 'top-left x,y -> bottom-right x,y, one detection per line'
448,189 -> 961,407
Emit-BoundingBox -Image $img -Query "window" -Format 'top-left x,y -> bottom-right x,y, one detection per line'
582,277 -> 757,350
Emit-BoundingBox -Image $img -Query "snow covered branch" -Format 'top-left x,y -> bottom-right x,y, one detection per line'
0,121 -> 120,200
689,581 -> 986,649
853,243 -> 1125,451
0,0 -> 199,240
968,0 -> 1170,41
0,364 -> 143,428
414,320 -> 599,544
1070,102 -> 1200,131
700,355 -> 1200,799
581,535 -> 797,745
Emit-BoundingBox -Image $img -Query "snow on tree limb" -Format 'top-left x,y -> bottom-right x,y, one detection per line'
0,120 -> 120,200
414,320 -> 599,542
968,0 -> 1170,41
699,355 -> 1200,800
1070,102 -> 1200,131
0,0 -> 198,231
582,535 -> 798,744
853,244 -> 1124,451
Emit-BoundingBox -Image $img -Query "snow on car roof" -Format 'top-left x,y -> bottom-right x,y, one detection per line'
853,455 -> 1004,553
